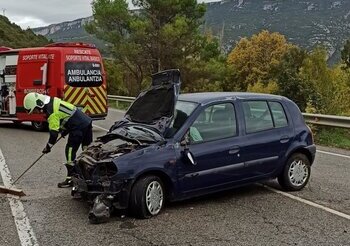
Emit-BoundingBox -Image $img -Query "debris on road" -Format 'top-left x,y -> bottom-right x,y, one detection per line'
0,185 -> 26,197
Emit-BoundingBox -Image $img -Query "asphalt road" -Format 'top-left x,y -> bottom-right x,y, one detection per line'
0,109 -> 349,246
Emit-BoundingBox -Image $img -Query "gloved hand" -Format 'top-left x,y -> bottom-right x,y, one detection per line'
42,144 -> 51,154
60,130 -> 68,138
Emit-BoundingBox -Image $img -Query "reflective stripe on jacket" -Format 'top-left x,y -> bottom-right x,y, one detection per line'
47,98 -> 76,132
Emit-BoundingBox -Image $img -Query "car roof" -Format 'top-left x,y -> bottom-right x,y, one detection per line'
178,92 -> 285,104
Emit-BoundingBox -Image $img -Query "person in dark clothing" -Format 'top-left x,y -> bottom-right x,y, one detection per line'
23,92 -> 93,188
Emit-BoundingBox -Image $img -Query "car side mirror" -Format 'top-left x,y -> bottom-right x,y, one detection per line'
183,148 -> 196,165
181,131 -> 196,165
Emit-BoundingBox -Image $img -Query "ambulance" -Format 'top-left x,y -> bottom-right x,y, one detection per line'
0,42 -> 108,130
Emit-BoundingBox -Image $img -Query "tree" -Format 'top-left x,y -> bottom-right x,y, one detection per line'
341,39 -> 350,69
299,47 -> 334,114
273,46 -> 311,111
181,34 -> 227,92
226,30 -> 293,91
86,0 -> 206,93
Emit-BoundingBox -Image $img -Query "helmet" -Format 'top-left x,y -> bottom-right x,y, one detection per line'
23,92 -> 50,114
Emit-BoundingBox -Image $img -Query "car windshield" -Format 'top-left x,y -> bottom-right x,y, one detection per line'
165,100 -> 198,138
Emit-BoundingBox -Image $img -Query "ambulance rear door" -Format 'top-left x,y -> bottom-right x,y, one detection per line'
63,48 -> 107,119
16,50 -> 53,120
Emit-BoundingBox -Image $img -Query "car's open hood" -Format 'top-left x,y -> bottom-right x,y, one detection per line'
124,69 -> 181,134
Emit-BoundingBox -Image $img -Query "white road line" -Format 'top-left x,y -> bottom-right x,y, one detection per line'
317,150 -> 350,159
93,124 -> 109,132
264,185 -> 350,221
0,149 -> 39,246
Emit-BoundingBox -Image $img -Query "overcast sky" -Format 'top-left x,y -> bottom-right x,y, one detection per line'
0,0 -> 220,29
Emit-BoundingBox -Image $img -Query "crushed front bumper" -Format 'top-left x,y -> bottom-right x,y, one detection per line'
71,176 -> 133,209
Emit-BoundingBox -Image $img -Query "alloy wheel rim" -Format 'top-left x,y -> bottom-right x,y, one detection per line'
288,159 -> 308,186
146,181 -> 163,215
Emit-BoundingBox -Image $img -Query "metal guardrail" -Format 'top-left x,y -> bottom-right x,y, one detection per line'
107,95 -> 350,129
302,113 -> 350,129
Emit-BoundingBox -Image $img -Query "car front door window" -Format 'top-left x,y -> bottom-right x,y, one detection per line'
189,103 -> 237,144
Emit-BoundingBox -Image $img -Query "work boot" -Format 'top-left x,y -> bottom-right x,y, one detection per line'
57,178 -> 73,188
57,163 -> 74,188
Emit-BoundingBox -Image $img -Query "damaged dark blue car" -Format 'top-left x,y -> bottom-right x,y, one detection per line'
72,69 -> 316,223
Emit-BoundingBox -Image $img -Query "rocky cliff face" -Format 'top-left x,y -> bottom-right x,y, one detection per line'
32,0 -> 350,63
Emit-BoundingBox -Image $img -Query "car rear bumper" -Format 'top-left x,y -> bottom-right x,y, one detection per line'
305,144 -> 316,164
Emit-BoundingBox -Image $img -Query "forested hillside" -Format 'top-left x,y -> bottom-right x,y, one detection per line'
33,0 -> 350,63
0,15 -> 49,48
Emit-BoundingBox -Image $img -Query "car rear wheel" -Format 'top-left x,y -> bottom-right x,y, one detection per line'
130,175 -> 164,219
31,121 -> 48,131
278,153 -> 310,191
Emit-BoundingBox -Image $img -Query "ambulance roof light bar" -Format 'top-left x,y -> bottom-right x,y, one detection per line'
45,42 -> 96,49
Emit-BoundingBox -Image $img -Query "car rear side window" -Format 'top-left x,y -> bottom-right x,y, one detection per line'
243,101 -> 274,133
190,103 -> 237,143
269,101 -> 288,128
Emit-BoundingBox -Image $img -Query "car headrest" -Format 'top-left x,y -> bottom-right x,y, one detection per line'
212,109 -> 229,122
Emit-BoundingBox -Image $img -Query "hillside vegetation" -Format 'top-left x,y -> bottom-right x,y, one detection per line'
0,15 -> 49,48
33,0 -> 350,64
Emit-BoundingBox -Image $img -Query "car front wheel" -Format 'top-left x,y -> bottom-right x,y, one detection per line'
278,153 -> 311,191
130,175 -> 164,219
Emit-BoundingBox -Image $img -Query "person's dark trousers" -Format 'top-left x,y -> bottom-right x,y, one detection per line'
59,123 -> 93,188
65,123 -> 93,163
81,123 -> 93,151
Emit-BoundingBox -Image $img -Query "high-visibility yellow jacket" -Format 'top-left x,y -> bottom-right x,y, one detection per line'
46,97 -> 91,145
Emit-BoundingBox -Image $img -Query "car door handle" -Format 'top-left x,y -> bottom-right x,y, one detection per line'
190,173 -> 199,178
228,146 -> 240,155
280,136 -> 290,143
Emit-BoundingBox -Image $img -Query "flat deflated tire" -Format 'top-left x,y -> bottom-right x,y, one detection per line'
130,175 -> 164,219
278,153 -> 311,191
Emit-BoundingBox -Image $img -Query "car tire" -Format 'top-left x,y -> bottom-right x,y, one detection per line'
130,175 -> 164,219
32,121 -> 48,131
278,153 -> 311,191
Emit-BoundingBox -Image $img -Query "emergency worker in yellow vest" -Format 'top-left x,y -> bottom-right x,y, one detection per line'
23,92 -> 93,188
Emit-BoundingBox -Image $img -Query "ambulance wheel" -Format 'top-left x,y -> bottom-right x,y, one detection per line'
32,121 -> 48,131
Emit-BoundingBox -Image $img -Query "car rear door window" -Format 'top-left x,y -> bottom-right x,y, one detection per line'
243,101 -> 274,133
269,101 -> 288,128
190,103 -> 237,143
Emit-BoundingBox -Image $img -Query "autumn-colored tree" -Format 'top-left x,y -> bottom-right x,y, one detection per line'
329,66 -> 350,116
299,48 -> 332,113
226,30 -> 293,91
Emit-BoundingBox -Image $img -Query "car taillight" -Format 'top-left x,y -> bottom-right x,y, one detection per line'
57,88 -> 64,99
307,125 -> 314,144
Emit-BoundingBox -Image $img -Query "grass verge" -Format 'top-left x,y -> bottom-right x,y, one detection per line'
108,100 -> 132,111
313,126 -> 350,150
